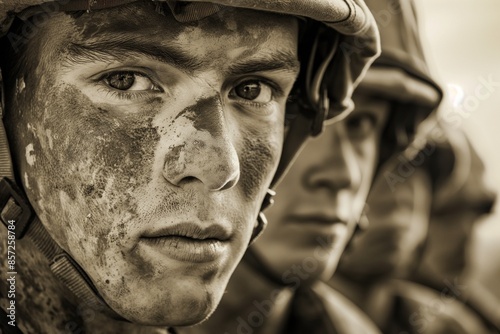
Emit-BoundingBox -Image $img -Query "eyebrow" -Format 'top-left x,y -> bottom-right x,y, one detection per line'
65,38 -> 204,72
227,51 -> 300,77
65,38 -> 300,77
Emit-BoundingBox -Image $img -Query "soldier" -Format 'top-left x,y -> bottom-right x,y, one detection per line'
331,0 -> 499,333
0,1 -> 379,333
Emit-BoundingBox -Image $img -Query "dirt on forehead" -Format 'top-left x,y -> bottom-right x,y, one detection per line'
66,2 -> 297,47
69,2 -> 186,41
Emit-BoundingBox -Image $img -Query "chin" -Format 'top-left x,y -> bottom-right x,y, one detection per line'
118,291 -> 216,327
100,275 -> 227,327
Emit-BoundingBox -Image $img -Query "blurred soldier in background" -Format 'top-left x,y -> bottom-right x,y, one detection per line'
332,121 -> 499,333
330,0 -> 500,332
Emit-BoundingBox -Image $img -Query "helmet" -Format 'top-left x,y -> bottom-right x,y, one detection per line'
358,0 -> 442,167
334,0 -> 444,284
0,0 -> 380,321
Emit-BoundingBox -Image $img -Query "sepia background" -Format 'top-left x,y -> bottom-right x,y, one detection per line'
417,0 -> 500,300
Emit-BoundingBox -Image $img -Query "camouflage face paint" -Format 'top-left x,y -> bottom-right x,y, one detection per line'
4,4 -> 298,328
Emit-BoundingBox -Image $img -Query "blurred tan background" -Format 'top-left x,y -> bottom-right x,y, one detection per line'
416,0 -> 500,299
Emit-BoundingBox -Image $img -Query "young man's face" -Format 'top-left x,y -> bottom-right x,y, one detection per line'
4,3 -> 299,325
253,94 -> 389,283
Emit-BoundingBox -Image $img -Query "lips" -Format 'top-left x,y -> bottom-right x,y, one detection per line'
142,222 -> 231,241
140,222 -> 232,263
281,212 -> 350,248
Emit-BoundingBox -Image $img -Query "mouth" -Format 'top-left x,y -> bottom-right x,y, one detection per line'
140,222 -> 232,263
284,213 -> 349,248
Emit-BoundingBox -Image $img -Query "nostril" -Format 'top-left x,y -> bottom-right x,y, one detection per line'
205,169 -> 239,192
175,174 -> 238,191
176,176 -> 198,187
218,176 -> 238,191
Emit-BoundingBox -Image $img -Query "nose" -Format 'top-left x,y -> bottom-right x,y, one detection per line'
303,124 -> 361,193
163,96 -> 240,191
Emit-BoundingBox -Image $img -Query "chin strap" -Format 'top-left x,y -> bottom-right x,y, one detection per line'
0,178 -> 124,321
249,189 -> 275,244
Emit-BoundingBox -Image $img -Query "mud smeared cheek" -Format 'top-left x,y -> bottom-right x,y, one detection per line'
239,136 -> 279,200
49,89 -> 157,191
17,83 -> 163,255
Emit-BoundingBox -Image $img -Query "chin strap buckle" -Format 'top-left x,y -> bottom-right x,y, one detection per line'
261,188 -> 276,211
249,189 -> 276,244
0,177 -> 35,238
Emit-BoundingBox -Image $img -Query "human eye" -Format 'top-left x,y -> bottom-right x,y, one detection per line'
228,79 -> 281,107
346,112 -> 377,139
96,70 -> 163,100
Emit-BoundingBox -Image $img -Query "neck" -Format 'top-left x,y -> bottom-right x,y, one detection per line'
178,258 -> 291,334
0,228 -> 169,334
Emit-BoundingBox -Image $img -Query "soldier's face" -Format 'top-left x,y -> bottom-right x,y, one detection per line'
253,94 -> 389,283
5,3 -> 299,325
